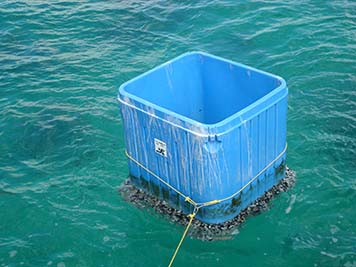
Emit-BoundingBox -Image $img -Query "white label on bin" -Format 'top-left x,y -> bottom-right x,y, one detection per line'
154,138 -> 167,157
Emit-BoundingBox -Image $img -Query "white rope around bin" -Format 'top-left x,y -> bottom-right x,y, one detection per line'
118,96 -> 285,138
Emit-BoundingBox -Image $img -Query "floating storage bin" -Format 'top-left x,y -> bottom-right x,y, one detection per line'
118,52 -> 288,224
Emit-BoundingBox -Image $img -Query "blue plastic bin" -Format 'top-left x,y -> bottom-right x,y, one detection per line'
118,51 -> 288,224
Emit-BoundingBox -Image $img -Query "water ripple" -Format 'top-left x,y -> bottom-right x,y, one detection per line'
1,1 -> 355,267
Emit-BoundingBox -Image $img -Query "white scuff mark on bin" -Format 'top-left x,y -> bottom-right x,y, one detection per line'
241,119 -> 253,182
165,64 -> 174,92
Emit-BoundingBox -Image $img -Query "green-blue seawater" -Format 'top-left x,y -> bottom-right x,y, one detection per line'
1,1 -> 355,266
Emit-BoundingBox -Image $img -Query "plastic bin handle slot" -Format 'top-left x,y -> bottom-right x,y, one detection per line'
203,135 -> 222,153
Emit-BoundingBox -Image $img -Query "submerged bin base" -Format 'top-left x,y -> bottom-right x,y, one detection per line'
119,167 -> 296,240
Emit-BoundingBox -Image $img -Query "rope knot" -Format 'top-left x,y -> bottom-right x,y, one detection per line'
185,197 -> 196,205
187,213 -> 196,220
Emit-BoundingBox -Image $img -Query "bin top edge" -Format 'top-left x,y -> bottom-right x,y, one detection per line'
118,51 -> 286,94
117,51 -> 287,133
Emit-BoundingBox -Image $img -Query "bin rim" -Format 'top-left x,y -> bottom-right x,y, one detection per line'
118,51 -> 287,133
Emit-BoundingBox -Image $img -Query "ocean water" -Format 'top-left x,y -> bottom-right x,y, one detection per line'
1,1 -> 355,267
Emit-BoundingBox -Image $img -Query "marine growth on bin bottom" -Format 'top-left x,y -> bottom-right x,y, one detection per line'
119,167 -> 296,241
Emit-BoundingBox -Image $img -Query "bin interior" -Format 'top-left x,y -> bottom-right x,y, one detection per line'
122,52 -> 282,125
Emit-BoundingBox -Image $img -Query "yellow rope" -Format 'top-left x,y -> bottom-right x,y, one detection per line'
125,143 -> 287,209
168,212 -> 196,267
124,143 -> 288,267
124,150 -> 198,207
